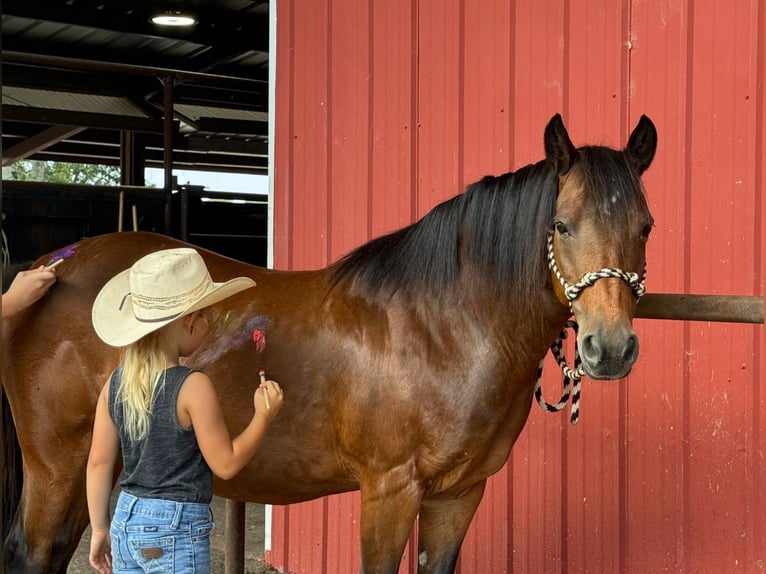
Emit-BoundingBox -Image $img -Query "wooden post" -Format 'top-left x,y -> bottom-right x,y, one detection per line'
162,76 -> 175,235
224,500 -> 246,574
117,191 -> 124,232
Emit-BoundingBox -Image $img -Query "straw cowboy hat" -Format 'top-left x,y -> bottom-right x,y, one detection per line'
92,247 -> 255,347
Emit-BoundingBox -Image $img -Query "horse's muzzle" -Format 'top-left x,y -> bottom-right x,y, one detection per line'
578,330 -> 639,380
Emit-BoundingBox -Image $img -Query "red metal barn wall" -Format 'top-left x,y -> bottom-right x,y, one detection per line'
270,0 -> 765,572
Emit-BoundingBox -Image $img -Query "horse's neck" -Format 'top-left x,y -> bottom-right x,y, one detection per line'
483,282 -> 571,368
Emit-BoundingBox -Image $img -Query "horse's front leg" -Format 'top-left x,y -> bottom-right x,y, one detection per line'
416,480 -> 487,574
359,471 -> 423,574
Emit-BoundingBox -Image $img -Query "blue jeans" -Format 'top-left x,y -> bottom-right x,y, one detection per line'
110,492 -> 215,573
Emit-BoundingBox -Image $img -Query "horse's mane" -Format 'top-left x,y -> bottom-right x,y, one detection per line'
329,145 -> 648,309
329,158 -> 558,308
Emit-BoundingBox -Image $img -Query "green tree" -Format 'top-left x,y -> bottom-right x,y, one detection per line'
3,160 -> 121,185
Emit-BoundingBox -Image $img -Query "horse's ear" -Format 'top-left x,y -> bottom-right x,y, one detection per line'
544,113 -> 579,176
625,115 -> 657,175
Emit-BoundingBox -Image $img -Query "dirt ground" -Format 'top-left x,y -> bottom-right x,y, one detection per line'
67,495 -> 281,574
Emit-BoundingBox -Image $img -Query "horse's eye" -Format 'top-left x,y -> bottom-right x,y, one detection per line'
554,220 -> 571,237
640,224 -> 653,241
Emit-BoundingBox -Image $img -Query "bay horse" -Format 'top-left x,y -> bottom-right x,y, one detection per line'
2,113 -> 656,573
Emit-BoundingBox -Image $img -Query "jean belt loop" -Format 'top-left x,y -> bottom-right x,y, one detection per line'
124,493 -> 138,518
171,502 -> 183,530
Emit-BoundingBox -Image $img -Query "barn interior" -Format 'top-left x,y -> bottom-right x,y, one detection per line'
2,0 -> 271,266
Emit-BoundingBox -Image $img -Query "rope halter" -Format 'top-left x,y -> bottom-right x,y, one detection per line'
546,231 -> 646,305
535,231 -> 647,425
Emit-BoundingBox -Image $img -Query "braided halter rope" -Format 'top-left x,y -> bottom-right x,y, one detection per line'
534,231 -> 647,425
534,321 -> 583,424
545,232 -> 647,304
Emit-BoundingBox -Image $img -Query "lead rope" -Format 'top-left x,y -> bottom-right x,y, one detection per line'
536,232 -> 648,425
534,320 -> 583,425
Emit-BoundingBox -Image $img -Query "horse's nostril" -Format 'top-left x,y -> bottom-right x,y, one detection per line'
622,334 -> 639,362
580,334 -> 602,363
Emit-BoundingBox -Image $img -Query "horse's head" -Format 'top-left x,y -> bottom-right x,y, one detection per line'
544,114 -> 657,380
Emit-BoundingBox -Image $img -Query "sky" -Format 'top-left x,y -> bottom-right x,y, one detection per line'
145,168 -> 269,195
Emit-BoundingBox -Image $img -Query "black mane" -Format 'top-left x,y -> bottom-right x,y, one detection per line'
329,145 -> 648,308
329,159 -> 557,307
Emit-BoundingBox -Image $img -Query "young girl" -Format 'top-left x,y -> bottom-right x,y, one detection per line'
87,247 -> 284,574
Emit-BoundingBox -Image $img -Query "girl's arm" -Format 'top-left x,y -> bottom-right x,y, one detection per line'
86,382 -> 119,573
178,371 -> 283,480
2,266 -> 57,318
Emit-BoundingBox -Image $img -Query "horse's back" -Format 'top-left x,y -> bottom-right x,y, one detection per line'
2,231 -> 259,401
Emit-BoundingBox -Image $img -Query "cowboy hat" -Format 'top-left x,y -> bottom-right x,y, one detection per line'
92,247 -> 255,347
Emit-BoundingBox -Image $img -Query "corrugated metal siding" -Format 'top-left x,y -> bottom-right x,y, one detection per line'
271,0 -> 766,572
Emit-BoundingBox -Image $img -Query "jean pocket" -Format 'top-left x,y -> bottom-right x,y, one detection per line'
191,521 -> 215,543
109,530 -> 127,571
130,535 -> 174,572
190,525 -> 212,573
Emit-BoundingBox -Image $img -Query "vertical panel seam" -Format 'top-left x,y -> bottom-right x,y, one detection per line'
457,0 -> 465,192
286,0 -> 296,271
284,505 -> 292,572
321,497 -> 329,572
326,0 -> 333,266
411,0 -> 419,224
366,0 -> 374,242
561,1 -> 571,568
681,0 -> 695,569
619,3 -> 633,572
507,0 -> 517,562
562,0 -> 571,121
752,0 -> 765,562
507,1 -> 516,172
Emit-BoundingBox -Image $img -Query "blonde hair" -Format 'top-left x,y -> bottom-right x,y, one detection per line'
116,330 -> 167,442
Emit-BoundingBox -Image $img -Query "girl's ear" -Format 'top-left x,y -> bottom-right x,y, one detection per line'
182,312 -> 196,329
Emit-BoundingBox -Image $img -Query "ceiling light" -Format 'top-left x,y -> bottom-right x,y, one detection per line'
151,11 -> 197,26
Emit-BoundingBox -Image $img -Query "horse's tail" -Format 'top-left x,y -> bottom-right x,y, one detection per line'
2,261 -> 32,539
2,391 -> 23,538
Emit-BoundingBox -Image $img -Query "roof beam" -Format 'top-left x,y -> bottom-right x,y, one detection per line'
2,125 -> 87,166
195,118 -> 268,137
2,105 -> 170,134
3,126 -> 268,157
1,52 -> 265,90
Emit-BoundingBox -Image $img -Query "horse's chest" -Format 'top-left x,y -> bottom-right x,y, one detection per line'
425,381 -> 535,492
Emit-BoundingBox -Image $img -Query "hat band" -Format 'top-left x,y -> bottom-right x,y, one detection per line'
136,310 -> 184,323
127,275 -> 212,323
117,292 -> 192,323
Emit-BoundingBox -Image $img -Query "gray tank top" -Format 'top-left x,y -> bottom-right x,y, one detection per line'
108,365 -> 213,503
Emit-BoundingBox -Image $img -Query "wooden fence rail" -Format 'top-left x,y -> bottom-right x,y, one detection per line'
635,293 -> 764,324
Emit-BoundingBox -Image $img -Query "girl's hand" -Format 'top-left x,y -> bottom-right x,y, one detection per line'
180,371 -> 282,480
88,529 -> 112,574
2,266 -> 58,318
255,378 -> 284,421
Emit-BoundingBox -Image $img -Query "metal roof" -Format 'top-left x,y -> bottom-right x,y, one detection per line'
2,0 -> 270,175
